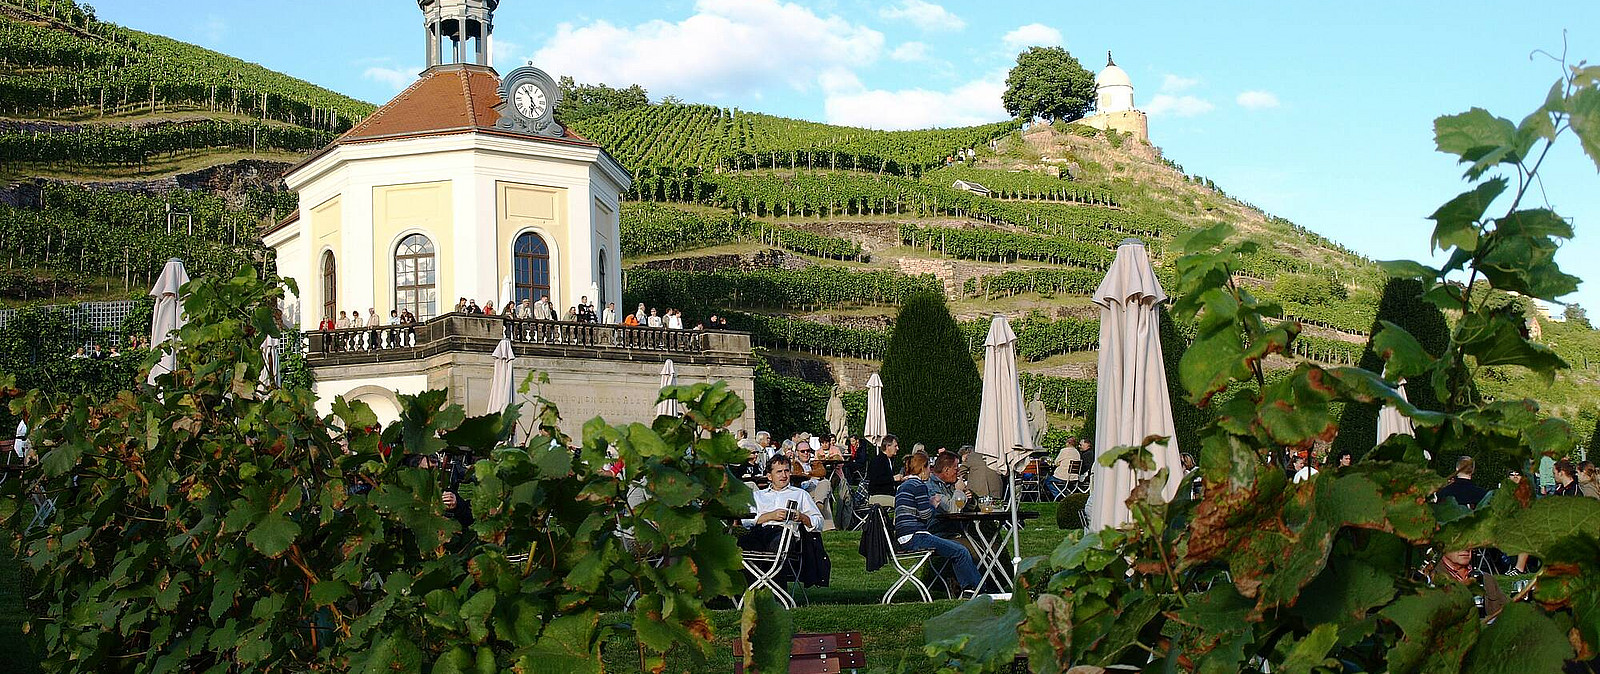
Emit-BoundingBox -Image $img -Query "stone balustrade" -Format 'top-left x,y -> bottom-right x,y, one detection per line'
306,313 -> 752,365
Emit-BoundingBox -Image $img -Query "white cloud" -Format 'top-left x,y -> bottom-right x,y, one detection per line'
823,70 -> 1007,130
1236,90 -> 1281,109
1160,74 -> 1200,93
1145,94 -> 1214,117
363,66 -> 418,92
525,0 -> 883,101
890,41 -> 931,62
196,14 -> 227,45
1001,23 -> 1063,52
878,0 -> 965,32
491,38 -> 523,68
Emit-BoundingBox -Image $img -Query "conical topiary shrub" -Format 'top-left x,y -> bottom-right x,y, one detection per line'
880,291 -> 983,450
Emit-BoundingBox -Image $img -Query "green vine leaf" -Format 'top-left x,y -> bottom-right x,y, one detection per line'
1428,178 -> 1505,252
1434,107 -> 1518,178
1568,84 -> 1600,171
739,590 -> 794,674
1380,586 -> 1481,673
1463,603 -> 1574,674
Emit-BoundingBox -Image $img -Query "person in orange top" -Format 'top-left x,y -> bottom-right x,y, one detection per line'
622,313 -> 640,326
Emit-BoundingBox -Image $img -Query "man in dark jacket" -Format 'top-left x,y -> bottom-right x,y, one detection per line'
1436,456 -> 1489,509
867,435 -> 902,496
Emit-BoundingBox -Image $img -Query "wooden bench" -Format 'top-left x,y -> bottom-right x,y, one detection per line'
732,631 -> 864,673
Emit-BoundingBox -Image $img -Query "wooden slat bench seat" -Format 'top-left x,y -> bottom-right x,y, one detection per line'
733,631 -> 864,673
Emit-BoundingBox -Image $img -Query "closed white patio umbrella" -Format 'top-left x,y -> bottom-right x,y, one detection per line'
259,334 -> 281,389
500,276 -> 514,314
1377,379 -> 1416,443
973,314 -> 1033,576
146,258 -> 190,387
487,338 -> 516,415
1088,239 -> 1182,531
655,359 -> 681,417
863,373 -> 887,446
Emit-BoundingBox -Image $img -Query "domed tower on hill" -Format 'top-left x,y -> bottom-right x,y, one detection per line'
421,0 -> 496,67
260,0 -> 756,434
1077,51 -> 1150,143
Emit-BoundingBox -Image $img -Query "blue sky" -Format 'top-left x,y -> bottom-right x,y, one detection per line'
95,0 -> 1600,311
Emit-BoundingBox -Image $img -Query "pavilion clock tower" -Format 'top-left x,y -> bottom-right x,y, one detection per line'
257,0 -> 754,438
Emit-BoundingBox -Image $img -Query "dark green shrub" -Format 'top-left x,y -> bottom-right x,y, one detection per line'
1055,492 -> 1088,529
880,292 -> 982,449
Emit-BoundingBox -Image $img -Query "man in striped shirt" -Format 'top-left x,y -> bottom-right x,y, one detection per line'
894,452 -> 981,594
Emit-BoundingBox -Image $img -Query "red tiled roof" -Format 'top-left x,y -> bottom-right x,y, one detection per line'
336,63 -> 592,145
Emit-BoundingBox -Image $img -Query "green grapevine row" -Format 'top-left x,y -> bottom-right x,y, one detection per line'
1018,372 -> 1097,417
962,267 -> 1106,298
632,170 -> 1178,257
900,224 -> 1115,270
0,182 -> 286,288
569,103 -> 1021,176
923,165 -> 1119,207
619,203 -> 862,260
724,311 -> 890,360
624,267 -> 939,311
1291,333 -> 1365,365
1,119 -> 333,165
0,4 -> 372,129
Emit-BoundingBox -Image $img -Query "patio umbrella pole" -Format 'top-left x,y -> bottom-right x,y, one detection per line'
1009,456 -> 1021,579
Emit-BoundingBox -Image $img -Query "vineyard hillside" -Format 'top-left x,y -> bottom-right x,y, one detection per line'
2,0 -> 1594,450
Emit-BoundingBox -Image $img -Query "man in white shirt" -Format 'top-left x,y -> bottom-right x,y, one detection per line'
740,456 -> 823,533
738,456 -> 830,586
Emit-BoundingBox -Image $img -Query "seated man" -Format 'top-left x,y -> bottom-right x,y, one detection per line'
927,452 -> 972,538
790,444 -> 834,531
1044,441 -> 1082,499
739,456 -> 829,586
740,456 -> 823,540
895,452 -> 980,595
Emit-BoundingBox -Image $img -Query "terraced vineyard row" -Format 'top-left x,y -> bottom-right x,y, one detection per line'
0,0 -> 372,128
0,182 -> 285,286
570,103 -> 1020,177
900,224 -> 1116,269
620,203 -> 862,260
923,165 -> 1119,207
630,170 -> 1177,247
2,119 -> 334,164
624,267 -> 939,312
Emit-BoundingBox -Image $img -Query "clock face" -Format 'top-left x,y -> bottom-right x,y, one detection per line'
514,82 -> 548,119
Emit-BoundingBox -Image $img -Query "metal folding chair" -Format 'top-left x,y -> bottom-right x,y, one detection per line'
878,506 -> 934,604
738,520 -> 802,610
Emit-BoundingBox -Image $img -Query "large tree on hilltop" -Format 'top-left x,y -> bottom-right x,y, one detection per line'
1002,46 -> 1096,122
880,291 -> 982,450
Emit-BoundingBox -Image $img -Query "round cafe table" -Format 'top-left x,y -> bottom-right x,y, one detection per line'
937,510 -> 1039,593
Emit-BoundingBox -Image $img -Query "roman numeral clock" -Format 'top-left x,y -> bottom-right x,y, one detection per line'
494,65 -> 564,137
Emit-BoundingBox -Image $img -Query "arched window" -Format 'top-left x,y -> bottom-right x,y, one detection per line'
395,233 -> 437,321
597,250 -> 608,308
513,231 -> 551,304
320,251 -> 337,322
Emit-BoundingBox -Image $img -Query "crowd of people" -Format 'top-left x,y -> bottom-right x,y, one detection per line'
316,307 -> 419,350
312,297 -> 737,335
67,334 -> 151,360
727,429 -> 1036,596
